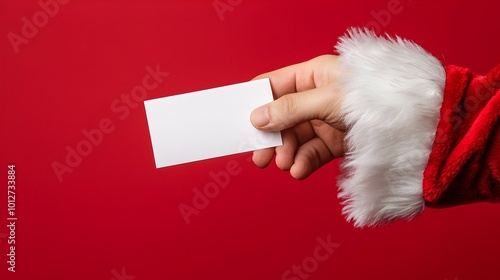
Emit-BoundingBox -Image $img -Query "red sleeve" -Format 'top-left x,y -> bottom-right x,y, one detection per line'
423,64 -> 500,207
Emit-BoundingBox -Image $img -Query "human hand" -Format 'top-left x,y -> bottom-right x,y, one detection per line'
250,55 -> 347,179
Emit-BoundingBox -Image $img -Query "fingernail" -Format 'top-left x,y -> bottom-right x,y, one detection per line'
251,105 -> 270,127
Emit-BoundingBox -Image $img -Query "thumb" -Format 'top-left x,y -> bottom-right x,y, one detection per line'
250,85 -> 344,131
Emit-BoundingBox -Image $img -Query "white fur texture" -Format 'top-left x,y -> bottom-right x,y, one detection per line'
335,28 -> 446,227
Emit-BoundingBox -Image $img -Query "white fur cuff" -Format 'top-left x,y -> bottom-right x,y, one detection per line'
335,28 -> 446,227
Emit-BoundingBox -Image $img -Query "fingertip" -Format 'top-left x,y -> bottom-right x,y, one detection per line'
275,153 -> 292,171
275,131 -> 297,171
252,149 -> 274,168
290,162 -> 311,180
252,152 -> 266,168
250,105 -> 270,128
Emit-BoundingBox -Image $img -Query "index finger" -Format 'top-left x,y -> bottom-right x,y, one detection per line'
252,55 -> 338,98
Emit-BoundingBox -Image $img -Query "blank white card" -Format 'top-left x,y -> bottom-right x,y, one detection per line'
144,78 -> 283,168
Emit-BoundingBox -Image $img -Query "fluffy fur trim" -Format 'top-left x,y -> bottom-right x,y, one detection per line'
335,28 -> 446,227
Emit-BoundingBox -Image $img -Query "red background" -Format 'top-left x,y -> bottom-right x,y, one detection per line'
1,0 -> 500,279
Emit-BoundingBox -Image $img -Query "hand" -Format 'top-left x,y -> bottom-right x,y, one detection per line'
250,55 -> 347,179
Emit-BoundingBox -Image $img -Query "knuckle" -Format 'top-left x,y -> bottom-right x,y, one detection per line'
280,94 -> 297,115
268,94 -> 296,127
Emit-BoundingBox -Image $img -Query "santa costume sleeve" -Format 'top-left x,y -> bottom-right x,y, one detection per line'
335,28 -> 500,227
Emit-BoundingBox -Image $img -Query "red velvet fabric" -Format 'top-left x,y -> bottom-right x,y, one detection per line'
423,64 -> 500,207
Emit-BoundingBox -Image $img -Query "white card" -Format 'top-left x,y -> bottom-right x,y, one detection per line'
144,78 -> 283,168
